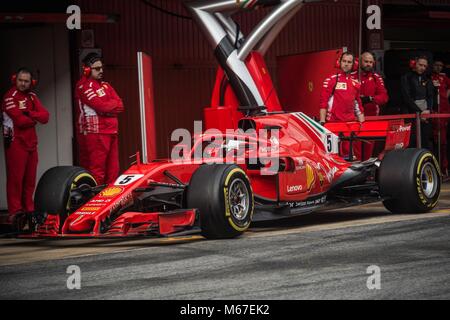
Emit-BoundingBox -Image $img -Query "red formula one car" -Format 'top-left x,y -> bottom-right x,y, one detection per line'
30,0 -> 441,239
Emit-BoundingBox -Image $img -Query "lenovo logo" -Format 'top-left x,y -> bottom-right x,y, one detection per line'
287,185 -> 303,193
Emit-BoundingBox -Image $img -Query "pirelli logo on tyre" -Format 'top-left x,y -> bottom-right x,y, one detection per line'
415,152 -> 439,207
100,186 -> 124,198
223,168 -> 254,233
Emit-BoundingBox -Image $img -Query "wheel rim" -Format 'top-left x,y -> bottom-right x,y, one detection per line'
228,178 -> 250,221
68,183 -> 91,212
420,162 -> 438,198
67,176 -> 97,213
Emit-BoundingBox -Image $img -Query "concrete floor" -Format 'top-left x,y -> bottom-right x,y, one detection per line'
0,186 -> 449,299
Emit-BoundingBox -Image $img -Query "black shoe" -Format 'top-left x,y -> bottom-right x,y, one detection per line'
0,213 -> 24,236
0,223 -> 15,235
11,213 -> 31,234
29,211 -> 47,232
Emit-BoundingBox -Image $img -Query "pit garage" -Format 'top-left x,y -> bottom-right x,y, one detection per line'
0,0 -> 450,302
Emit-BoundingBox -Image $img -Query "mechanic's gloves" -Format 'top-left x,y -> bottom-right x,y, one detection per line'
360,96 -> 373,105
4,135 -> 12,149
3,126 -> 13,149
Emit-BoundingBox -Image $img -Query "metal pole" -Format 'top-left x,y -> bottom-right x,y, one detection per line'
358,0 -> 363,81
349,132 -> 354,161
437,90 -> 441,169
137,52 -> 148,163
416,112 -> 422,149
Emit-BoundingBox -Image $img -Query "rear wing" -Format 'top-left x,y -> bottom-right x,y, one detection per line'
325,120 -> 412,153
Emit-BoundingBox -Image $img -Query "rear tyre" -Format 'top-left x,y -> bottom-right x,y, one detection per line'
379,149 -> 441,213
34,166 -> 97,223
187,164 -> 254,239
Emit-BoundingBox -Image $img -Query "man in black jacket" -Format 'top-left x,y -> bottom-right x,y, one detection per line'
401,56 -> 435,151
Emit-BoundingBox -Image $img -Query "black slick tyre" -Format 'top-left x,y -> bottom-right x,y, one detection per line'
187,164 -> 254,239
34,166 -> 97,221
379,149 -> 441,213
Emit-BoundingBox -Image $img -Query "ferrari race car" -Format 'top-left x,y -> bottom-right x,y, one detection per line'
29,0 -> 441,239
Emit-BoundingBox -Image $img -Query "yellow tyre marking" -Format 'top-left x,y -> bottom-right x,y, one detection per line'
416,153 -> 439,206
228,218 -> 250,232
70,172 -> 97,191
67,172 -> 97,211
224,168 -> 245,187
223,168 -> 254,232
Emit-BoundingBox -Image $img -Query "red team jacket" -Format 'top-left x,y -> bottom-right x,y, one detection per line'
76,78 -> 124,135
432,72 -> 450,113
320,71 -> 363,122
2,87 -> 49,150
359,71 -> 389,116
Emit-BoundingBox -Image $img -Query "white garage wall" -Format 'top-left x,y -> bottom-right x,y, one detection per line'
0,25 -> 73,211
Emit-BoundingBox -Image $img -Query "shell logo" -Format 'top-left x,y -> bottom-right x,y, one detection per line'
306,164 -> 316,190
100,187 -> 123,198
308,81 -> 314,92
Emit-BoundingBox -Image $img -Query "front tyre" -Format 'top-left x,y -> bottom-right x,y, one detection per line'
379,149 -> 441,213
187,164 -> 254,239
34,166 -> 98,223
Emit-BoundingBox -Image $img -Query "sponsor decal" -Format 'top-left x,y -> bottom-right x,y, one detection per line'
80,207 -> 101,212
89,199 -> 111,203
96,88 -> 106,97
294,158 -> 305,170
287,185 -> 303,194
286,195 -> 327,209
18,100 -> 27,109
351,79 -> 361,88
326,166 -> 338,183
100,186 -> 123,198
306,164 -> 316,190
270,136 -> 279,146
75,211 -> 96,216
84,202 -> 105,207
397,125 -> 411,133
335,82 -> 347,90
314,160 -> 338,184
109,193 -> 134,214
318,173 -> 325,187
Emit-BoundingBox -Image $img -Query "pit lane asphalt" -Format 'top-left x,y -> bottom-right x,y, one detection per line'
0,188 -> 450,299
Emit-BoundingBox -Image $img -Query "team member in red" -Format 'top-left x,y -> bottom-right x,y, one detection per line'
431,59 -> 450,174
2,68 -> 49,228
320,52 -> 365,159
76,53 -> 124,185
359,52 -> 389,160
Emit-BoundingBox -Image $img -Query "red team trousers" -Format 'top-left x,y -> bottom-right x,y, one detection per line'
5,140 -> 38,214
79,133 -> 119,185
